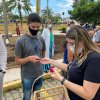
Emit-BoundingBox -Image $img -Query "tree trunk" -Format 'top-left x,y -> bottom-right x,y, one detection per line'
2,0 -> 10,45
18,4 -> 22,26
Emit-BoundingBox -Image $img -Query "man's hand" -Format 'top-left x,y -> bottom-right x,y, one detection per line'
28,56 -> 41,63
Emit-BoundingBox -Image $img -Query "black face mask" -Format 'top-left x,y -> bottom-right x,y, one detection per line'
29,27 -> 39,36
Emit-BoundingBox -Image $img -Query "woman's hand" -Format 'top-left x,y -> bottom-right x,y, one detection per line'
50,68 -> 63,82
40,58 -> 51,64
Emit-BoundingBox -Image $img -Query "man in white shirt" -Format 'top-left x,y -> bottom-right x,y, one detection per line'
0,35 -> 7,100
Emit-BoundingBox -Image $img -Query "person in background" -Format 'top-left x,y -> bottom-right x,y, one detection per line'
62,41 -> 73,78
93,25 -> 100,47
41,19 -> 55,72
63,22 -> 75,78
65,21 -> 75,63
16,24 -> 20,36
0,35 -> 7,100
92,24 -> 96,29
66,23 -> 70,33
63,41 -> 68,64
87,27 -> 95,39
62,41 -> 68,78
83,23 -> 90,30
41,25 -> 100,100
15,13 -> 45,100
62,21 -> 75,78
66,21 -> 75,32
94,25 -> 100,32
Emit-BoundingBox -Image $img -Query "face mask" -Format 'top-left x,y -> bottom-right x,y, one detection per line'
69,45 -> 75,53
29,27 -> 39,36
78,48 -> 83,54
69,45 -> 83,54
47,24 -> 52,29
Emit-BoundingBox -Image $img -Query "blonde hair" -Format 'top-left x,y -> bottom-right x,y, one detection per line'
66,25 -> 100,65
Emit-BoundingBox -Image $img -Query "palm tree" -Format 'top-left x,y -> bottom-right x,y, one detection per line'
2,0 -> 32,25
8,0 -> 32,25
41,7 -> 53,23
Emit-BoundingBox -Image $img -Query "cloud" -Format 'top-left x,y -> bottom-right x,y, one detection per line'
57,3 -> 72,9
30,6 -> 36,13
56,0 -> 74,17
64,0 -> 74,4
57,0 -> 74,9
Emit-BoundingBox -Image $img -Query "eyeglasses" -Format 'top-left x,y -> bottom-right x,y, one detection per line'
66,38 -> 75,46
67,41 -> 75,46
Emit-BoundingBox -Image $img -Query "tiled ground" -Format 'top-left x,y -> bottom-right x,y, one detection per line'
3,79 -> 64,100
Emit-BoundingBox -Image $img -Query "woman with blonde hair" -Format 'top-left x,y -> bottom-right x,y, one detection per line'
41,25 -> 100,100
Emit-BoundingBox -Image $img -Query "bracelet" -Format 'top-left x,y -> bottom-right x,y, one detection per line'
61,77 -> 66,84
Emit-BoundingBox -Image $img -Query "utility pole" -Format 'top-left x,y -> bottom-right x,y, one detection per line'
36,0 -> 40,15
2,0 -> 10,45
47,0 -> 49,20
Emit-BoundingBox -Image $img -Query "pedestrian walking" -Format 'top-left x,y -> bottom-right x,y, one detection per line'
16,24 -> 20,36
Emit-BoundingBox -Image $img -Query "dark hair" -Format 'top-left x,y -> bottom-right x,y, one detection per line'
70,21 -> 75,25
97,21 -> 100,25
87,27 -> 94,32
68,23 -> 70,26
27,13 -> 41,24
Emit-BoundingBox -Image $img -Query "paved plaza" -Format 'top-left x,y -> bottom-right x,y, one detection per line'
3,59 -> 67,100
3,79 -> 62,100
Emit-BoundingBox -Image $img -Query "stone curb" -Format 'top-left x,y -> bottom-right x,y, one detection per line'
3,69 -> 61,92
3,80 -> 21,92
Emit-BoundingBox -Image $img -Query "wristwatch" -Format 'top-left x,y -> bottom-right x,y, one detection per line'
61,77 -> 66,84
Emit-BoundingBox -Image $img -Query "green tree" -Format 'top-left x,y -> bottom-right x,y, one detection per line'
69,0 -> 100,24
73,0 -> 95,8
52,15 -> 62,24
0,0 -> 32,25
9,14 -> 20,21
41,7 -> 53,23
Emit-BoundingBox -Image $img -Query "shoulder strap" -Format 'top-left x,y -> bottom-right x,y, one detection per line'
37,34 -> 44,50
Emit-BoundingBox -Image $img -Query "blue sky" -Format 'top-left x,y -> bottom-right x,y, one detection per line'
30,0 -> 74,17
0,0 -> 74,17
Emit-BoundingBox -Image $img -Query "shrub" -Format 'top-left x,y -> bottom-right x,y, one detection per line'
59,27 -> 66,33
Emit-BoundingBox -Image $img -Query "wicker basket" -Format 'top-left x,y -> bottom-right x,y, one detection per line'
31,71 -> 70,100
32,85 -> 70,100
